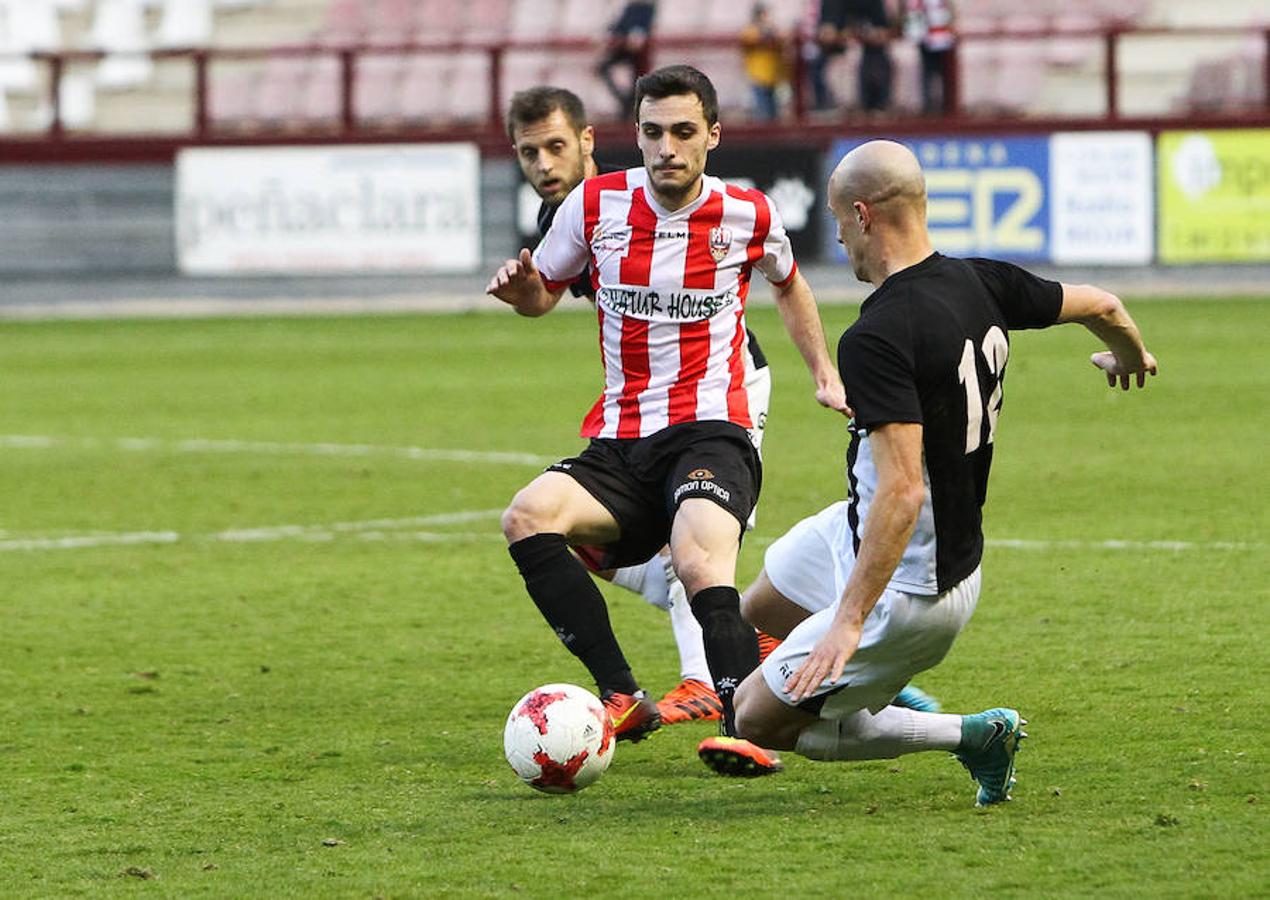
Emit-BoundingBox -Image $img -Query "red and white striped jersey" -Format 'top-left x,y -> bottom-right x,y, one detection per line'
533,167 -> 797,439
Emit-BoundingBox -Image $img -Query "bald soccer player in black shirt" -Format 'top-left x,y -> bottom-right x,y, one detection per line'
698,140 -> 1157,803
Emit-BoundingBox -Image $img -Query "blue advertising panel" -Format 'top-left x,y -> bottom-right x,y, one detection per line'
824,136 -> 1051,263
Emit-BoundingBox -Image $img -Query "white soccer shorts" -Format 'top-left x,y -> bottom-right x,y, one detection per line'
760,500 -> 981,715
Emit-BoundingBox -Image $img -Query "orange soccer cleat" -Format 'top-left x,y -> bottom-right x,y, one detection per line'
697,735 -> 784,777
656,679 -> 723,724
756,630 -> 782,664
600,690 -> 662,743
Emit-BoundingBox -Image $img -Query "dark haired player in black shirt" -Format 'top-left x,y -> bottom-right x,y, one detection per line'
697,141 -> 1157,804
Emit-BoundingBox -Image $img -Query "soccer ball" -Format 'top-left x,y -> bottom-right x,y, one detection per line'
503,683 -> 615,794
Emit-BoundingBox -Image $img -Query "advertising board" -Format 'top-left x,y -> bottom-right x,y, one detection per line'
1050,132 -> 1154,265
177,143 -> 481,274
825,136 -> 1051,263
1158,130 -> 1270,264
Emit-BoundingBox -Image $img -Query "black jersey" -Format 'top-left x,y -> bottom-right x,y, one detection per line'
536,164 -> 769,370
837,253 -> 1062,594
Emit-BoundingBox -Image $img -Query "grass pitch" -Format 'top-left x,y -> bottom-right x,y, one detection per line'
0,297 -> 1265,897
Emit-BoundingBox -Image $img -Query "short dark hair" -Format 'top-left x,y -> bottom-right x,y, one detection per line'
633,65 -> 719,126
505,86 -> 588,142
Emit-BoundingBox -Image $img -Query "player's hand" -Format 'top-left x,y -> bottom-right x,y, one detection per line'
815,373 -> 853,418
1090,350 -> 1158,390
783,622 -> 862,703
486,248 -> 542,307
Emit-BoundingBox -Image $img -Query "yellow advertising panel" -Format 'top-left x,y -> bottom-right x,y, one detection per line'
1158,130 -> 1270,263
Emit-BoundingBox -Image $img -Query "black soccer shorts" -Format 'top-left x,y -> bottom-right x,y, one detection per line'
549,420 -> 762,570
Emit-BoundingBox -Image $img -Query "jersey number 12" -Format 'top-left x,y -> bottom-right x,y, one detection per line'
957,326 -> 1009,454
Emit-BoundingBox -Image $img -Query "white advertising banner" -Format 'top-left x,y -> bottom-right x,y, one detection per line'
176,143 -> 480,274
1049,132 -> 1154,265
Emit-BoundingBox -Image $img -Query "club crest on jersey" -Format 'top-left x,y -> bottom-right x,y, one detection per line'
708,227 -> 732,262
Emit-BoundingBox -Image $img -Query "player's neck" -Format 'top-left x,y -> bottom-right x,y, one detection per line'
583,157 -> 599,180
868,238 -> 934,287
649,177 -> 704,213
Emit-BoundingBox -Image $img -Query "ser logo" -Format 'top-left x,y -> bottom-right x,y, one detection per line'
917,141 -> 1046,256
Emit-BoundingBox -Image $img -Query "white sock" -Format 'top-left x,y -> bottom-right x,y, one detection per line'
612,555 -> 674,611
795,707 -> 963,761
610,563 -> 646,595
667,579 -> 712,685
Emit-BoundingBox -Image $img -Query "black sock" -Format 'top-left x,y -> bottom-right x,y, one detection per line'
690,585 -> 759,737
508,534 -> 639,696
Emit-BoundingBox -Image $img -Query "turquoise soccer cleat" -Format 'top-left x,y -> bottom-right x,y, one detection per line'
892,684 -> 942,713
954,707 -> 1027,807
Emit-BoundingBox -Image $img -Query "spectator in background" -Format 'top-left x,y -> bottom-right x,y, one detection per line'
740,3 -> 788,120
904,0 -> 956,115
807,0 -> 850,111
596,1 -> 658,119
848,0 -> 896,115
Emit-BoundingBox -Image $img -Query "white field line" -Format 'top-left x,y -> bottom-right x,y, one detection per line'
0,435 -> 555,467
0,511 -> 504,553
0,515 -> 1262,555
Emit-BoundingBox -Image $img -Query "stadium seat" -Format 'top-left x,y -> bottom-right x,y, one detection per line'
0,23 -> 37,92
889,40 -> 923,114
301,53 -> 342,123
508,0 -> 559,38
10,0 -> 63,52
317,0 -> 367,46
956,40 -> 999,113
254,54 -> 309,123
58,70 -> 96,127
1237,36 -> 1266,106
655,4 -> 711,37
683,47 -> 748,114
704,3 -> 752,35
396,53 -> 451,121
207,65 -> 256,126
459,0 -> 514,41
1046,13 -> 1100,67
555,0 -> 606,39
368,0 -> 418,45
156,0 -> 215,48
445,50 -> 491,120
993,42 -> 1045,113
415,0 -> 465,39
355,52 -> 407,123
92,0 -> 154,88
0,0 -> 61,92
500,49 -> 553,109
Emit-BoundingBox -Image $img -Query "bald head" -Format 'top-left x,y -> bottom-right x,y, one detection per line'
828,140 -> 934,285
829,140 -> 926,220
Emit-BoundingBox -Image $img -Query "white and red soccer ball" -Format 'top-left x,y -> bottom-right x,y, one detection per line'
503,683 -> 615,794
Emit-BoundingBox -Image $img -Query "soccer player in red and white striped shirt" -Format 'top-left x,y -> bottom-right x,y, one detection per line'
488,65 -> 848,773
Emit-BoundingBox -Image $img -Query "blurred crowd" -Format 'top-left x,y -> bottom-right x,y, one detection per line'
596,0 -> 958,121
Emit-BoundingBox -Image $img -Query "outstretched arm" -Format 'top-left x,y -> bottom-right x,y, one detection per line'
783,421 -> 924,702
486,248 -> 566,318
771,270 -> 852,416
1058,283 -> 1158,389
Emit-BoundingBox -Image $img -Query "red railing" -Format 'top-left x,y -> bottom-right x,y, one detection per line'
15,23 -> 1270,145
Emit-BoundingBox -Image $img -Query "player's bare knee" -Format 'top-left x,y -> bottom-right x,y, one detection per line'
501,490 -> 553,542
671,551 -> 713,598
